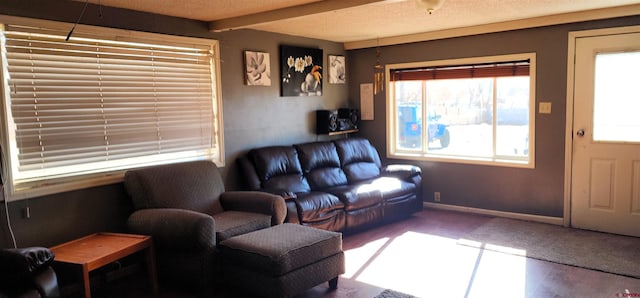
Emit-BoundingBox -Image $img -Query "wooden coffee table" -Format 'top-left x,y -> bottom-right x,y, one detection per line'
50,232 -> 158,298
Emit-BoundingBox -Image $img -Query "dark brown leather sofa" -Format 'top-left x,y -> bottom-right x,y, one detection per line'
239,138 -> 423,233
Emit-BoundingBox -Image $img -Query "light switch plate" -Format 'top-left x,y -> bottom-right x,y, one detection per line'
539,102 -> 552,114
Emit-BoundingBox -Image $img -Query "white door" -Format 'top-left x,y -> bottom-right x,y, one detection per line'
571,31 -> 640,237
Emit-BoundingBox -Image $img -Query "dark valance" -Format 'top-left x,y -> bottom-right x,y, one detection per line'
390,59 -> 530,81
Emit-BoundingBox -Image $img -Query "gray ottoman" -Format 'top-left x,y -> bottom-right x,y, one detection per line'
218,223 -> 345,297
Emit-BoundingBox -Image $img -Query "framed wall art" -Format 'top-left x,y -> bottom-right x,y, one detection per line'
280,45 -> 323,96
244,50 -> 271,86
328,55 -> 345,84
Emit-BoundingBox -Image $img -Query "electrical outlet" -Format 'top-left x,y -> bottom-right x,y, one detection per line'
434,192 -> 441,202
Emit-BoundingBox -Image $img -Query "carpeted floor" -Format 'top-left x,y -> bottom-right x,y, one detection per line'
458,217 -> 640,279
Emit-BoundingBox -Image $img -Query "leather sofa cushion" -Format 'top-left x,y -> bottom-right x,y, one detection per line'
295,192 -> 345,222
249,146 -> 311,193
326,177 -> 415,211
369,177 -> 417,201
262,174 -> 311,194
326,185 -> 383,211
295,142 -> 348,190
334,138 -> 381,182
342,162 -> 380,183
344,206 -> 384,232
306,167 -> 347,190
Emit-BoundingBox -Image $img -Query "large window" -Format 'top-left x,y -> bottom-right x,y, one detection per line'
0,18 -> 224,200
387,53 -> 535,167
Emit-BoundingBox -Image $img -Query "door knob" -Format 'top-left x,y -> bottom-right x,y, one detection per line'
576,129 -> 585,137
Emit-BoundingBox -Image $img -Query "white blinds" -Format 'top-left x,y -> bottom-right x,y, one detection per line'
1,24 -> 222,194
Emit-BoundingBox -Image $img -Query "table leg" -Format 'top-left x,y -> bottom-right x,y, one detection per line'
145,245 -> 159,294
81,264 -> 91,298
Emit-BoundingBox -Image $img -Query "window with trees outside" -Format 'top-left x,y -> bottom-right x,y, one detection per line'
0,18 -> 224,200
387,53 -> 535,168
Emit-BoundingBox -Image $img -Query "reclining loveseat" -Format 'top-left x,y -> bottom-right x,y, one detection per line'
239,138 -> 423,233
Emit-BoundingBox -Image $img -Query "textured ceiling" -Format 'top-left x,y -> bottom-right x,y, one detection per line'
75,0 -> 640,48
80,0 -> 323,21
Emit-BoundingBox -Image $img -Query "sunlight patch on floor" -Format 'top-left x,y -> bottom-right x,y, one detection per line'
344,231 -> 476,297
342,231 -> 529,298
458,238 -> 528,256
343,237 -> 391,279
466,249 -> 528,298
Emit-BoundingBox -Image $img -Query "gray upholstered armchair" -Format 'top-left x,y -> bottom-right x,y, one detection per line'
123,160 -> 286,287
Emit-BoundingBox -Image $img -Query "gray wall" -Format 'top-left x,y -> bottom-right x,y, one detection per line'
215,29 -> 349,189
0,0 -> 348,248
347,16 -> 640,218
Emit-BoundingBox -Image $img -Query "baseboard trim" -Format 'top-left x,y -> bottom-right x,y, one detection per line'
423,202 -> 564,226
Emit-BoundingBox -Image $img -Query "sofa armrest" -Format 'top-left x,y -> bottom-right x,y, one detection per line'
237,156 -> 262,190
219,191 -> 287,225
32,266 -> 60,298
127,209 -> 215,252
260,188 -> 297,200
382,164 -> 422,181
0,247 -> 54,281
250,189 -> 300,224
284,200 -> 301,224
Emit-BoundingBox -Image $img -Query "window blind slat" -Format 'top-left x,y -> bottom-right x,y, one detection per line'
8,67 -> 212,79
5,36 -> 211,62
6,50 -> 211,65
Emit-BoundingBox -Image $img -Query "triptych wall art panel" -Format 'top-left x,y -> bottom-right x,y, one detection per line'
328,55 -> 345,84
244,50 -> 271,86
280,45 -> 323,97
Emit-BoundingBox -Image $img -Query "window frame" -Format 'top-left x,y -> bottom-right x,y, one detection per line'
386,53 -> 536,168
0,16 -> 225,201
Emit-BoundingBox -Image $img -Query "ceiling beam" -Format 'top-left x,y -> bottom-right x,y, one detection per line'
209,0 -> 387,32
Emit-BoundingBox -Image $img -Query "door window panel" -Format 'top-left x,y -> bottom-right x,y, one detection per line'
593,51 -> 640,143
